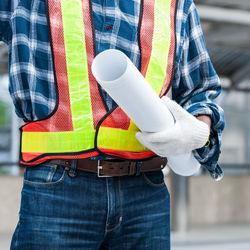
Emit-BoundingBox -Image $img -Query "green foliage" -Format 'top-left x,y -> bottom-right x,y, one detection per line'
0,101 -> 8,127
0,167 -> 9,175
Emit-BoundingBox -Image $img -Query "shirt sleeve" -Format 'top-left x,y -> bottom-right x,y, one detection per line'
0,2 -> 12,44
171,2 -> 225,180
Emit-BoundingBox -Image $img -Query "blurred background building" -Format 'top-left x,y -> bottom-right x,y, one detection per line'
0,0 -> 250,249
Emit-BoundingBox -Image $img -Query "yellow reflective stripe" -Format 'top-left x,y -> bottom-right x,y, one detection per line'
22,131 -> 95,153
61,0 -> 94,132
22,0 -> 95,154
98,126 -> 150,152
98,0 -> 172,153
145,0 -> 171,95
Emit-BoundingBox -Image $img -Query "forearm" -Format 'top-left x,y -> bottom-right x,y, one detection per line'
169,1 -> 224,179
196,115 -> 211,128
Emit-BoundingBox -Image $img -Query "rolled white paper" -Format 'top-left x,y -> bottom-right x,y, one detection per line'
91,49 -> 200,176
91,49 -> 174,132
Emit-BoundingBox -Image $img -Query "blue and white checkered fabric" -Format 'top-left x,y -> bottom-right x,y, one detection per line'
0,0 -> 225,179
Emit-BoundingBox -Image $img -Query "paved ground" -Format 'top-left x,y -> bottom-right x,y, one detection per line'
173,242 -> 250,250
172,224 -> 250,250
1,225 -> 250,250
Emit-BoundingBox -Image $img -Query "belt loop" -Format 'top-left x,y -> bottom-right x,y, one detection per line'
68,159 -> 77,177
135,162 -> 142,176
129,162 -> 136,176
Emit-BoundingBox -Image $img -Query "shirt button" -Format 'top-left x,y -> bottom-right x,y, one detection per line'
106,24 -> 112,31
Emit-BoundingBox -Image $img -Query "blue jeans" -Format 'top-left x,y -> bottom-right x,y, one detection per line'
10,161 -> 170,249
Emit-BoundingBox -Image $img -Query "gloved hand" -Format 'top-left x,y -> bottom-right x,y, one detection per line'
136,96 -> 210,156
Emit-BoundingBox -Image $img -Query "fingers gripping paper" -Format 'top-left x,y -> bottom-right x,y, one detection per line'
91,49 -> 200,176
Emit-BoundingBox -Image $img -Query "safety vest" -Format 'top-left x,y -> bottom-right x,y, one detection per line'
20,0 -> 177,165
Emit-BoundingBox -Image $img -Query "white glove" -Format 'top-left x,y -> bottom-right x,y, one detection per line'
136,96 -> 210,156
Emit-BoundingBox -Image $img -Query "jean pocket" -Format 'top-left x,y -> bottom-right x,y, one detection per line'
23,163 -> 66,186
142,170 -> 166,188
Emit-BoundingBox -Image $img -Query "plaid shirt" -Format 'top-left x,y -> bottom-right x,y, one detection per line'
0,0 -> 225,179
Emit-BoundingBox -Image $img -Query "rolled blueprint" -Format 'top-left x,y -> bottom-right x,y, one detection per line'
91,49 -> 200,176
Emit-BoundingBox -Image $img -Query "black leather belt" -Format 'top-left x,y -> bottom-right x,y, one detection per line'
48,157 -> 167,177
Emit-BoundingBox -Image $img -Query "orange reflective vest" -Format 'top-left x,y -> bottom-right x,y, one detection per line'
20,0 -> 177,166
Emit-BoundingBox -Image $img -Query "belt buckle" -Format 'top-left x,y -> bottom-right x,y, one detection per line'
97,160 -> 111,178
